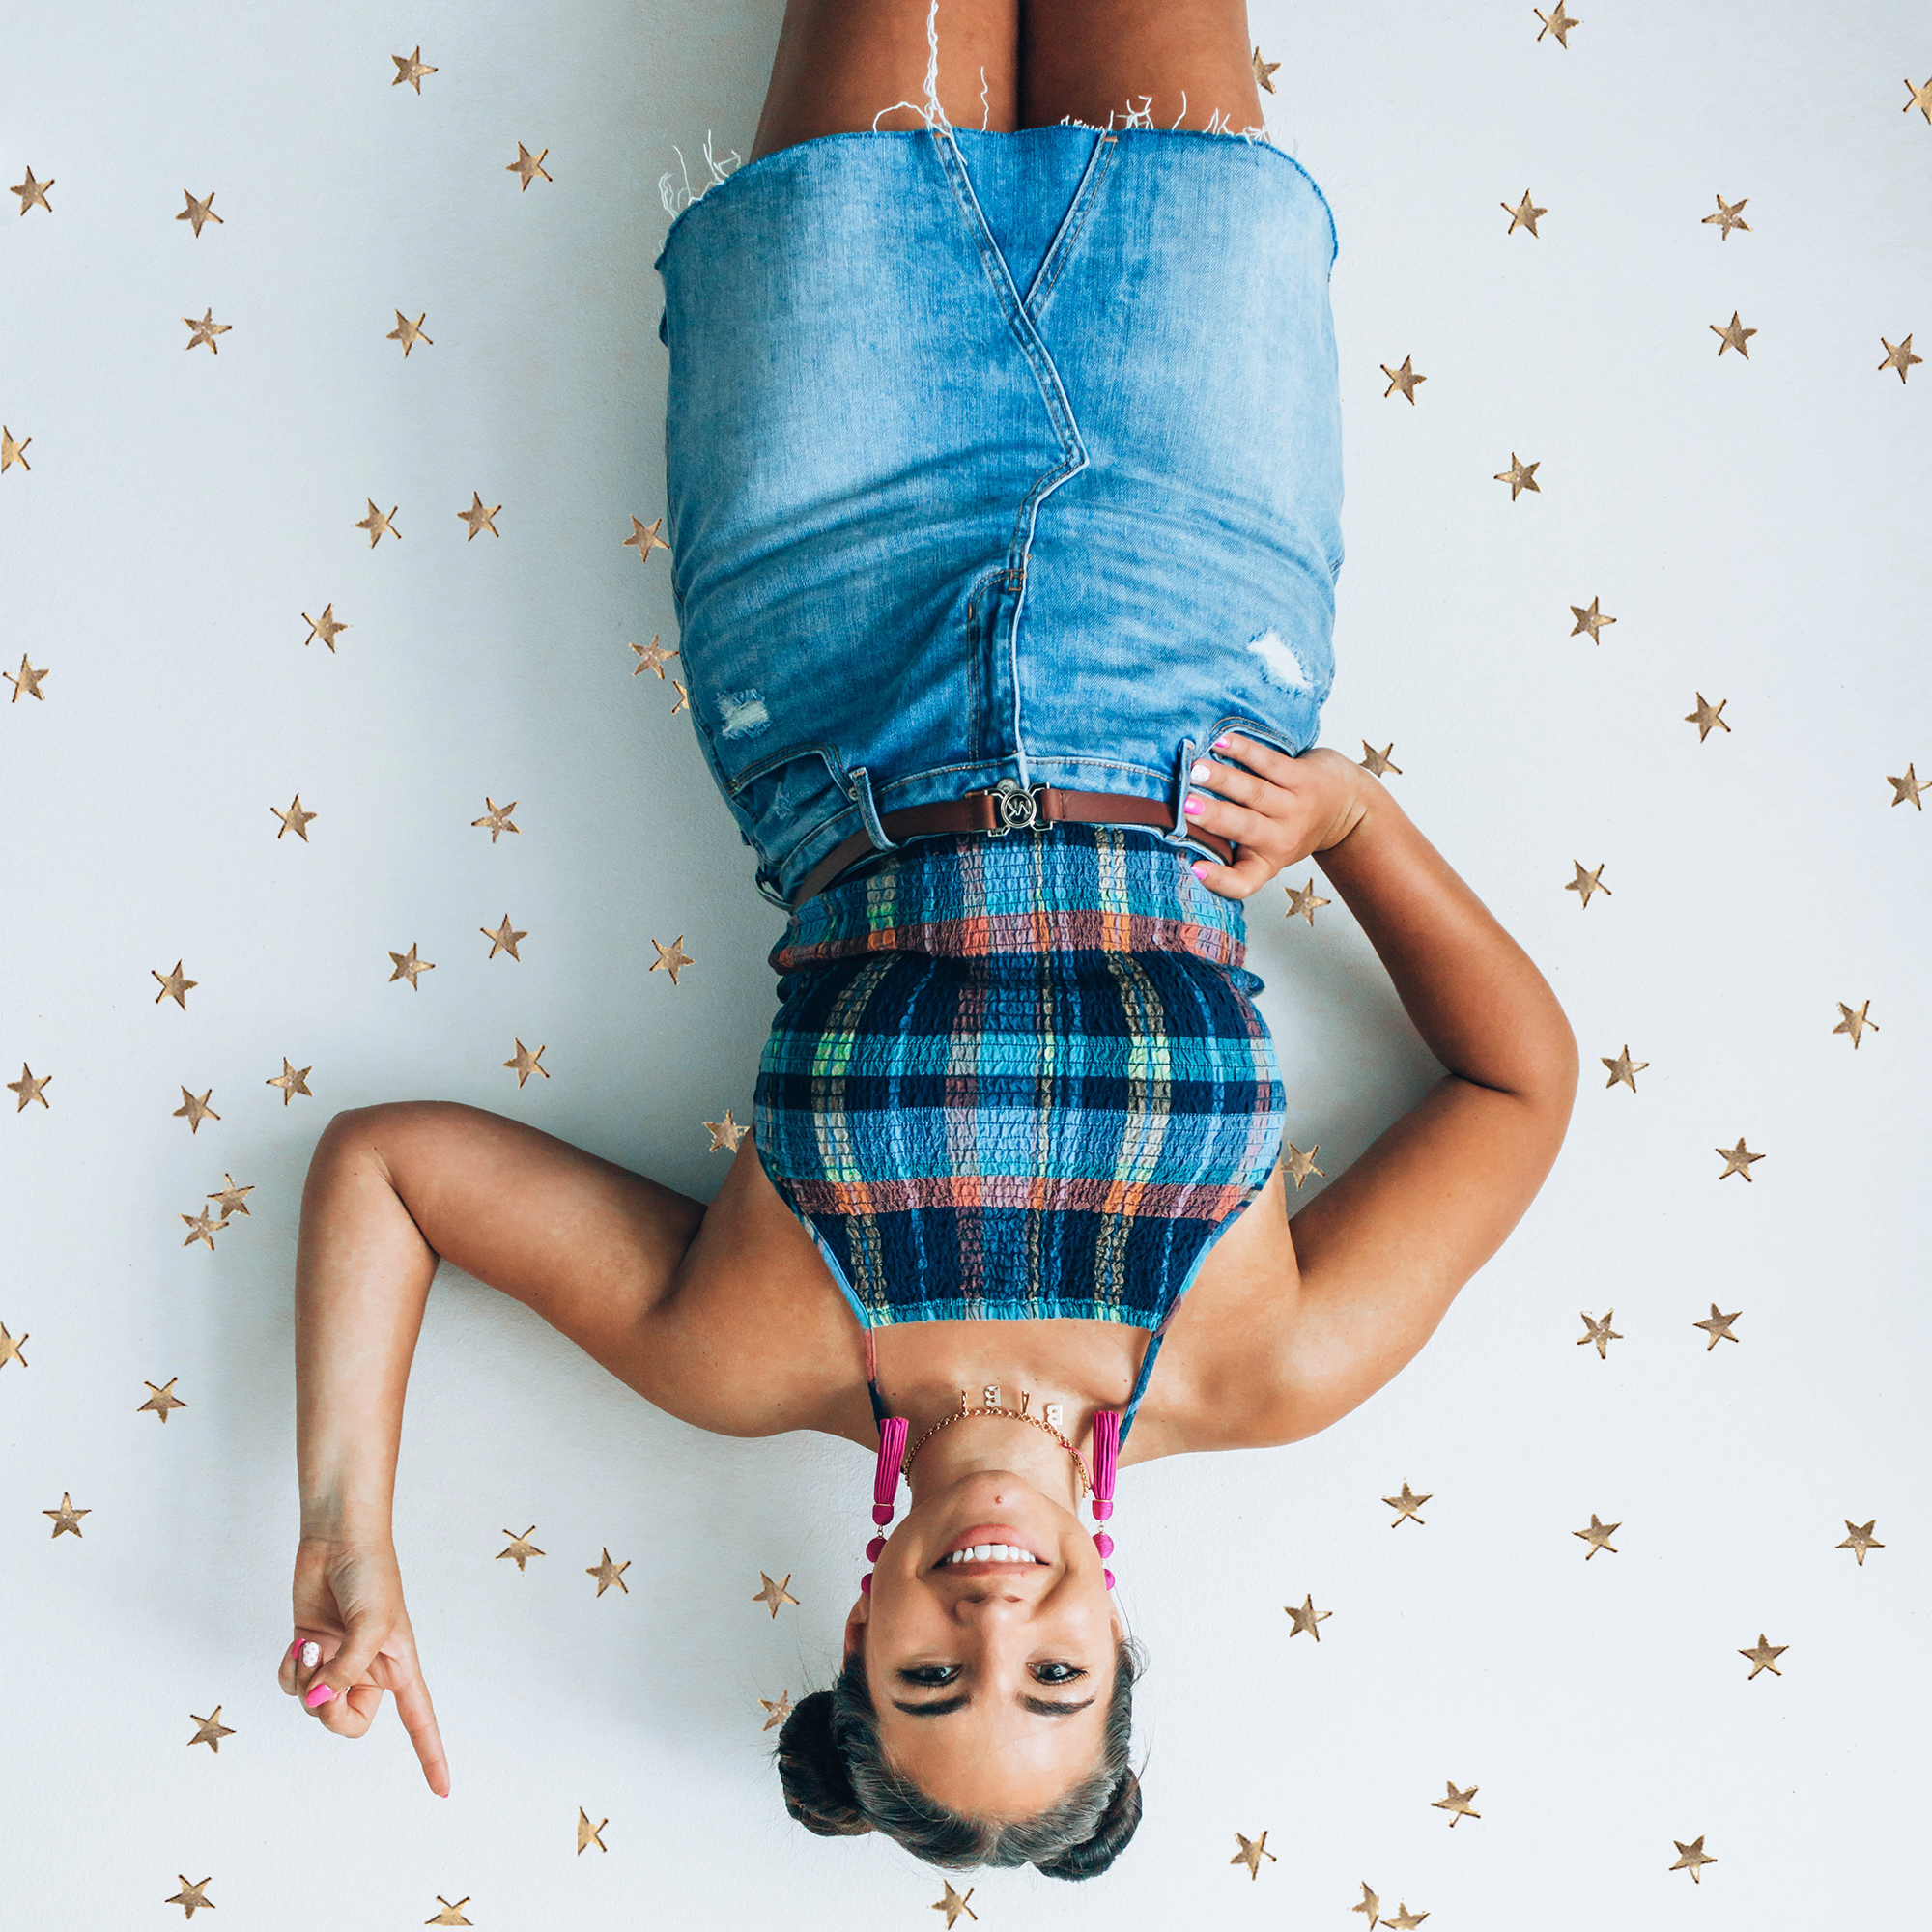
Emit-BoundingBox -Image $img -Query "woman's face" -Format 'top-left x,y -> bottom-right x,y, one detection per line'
846,1468 -> 1122,1820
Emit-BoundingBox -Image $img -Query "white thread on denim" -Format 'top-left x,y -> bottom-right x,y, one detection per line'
659,131 -> 742,217
980,64 -> 990,130
717,691 -> 771,738
1246,628 -> 1314,692
871,0 -> 952,134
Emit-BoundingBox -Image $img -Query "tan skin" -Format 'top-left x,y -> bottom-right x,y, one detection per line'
281,2 -> 1581,1827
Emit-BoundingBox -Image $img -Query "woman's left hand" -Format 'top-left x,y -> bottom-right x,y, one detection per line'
1181,737 -> 1372,900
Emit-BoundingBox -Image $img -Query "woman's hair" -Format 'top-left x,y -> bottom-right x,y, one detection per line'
774,1635 -> 1145,1879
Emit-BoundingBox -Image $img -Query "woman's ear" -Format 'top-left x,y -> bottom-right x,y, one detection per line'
843,1596 -> 868,1664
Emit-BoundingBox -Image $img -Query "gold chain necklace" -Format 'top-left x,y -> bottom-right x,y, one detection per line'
902,1385 -> 1092,1498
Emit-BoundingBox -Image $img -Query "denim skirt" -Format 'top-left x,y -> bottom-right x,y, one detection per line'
654,124 -> 1345,908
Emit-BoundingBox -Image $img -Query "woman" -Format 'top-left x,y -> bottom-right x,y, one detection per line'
280,0 -> 1579,1882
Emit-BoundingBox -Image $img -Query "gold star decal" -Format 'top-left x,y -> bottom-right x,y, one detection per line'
1880,334 -> 1922,383
503,1038 -> 550,1086
1231,1830 -> 1277,1878
577,1807 -> 608,1854
139,1377 -> 189,1422
167,1876 -> 215,1918
424,1899 -> 470,1926
1739,1634 -> 1787,1680
509,143 -> 553,190
586,1548 -> 630,1597
1685,693 -> 1729,739
760,1690 -> 794,1731
1904,77 -> 1932,123
1837,1519 -> 1883,1565
458,491 -> 500,539
1692,1303 -> 1742,1350
669,678 -> 689,716
1535,5 -> 1582,47
1833,1000 -> 1877,1048
1432,1780 -> 1480,1825
1577,1310 -> 1622,1358
355,499 -> 401,546
704,1110 -> 748,1152
2,424 -> 32,471
482,915 -> 527,961
267,1058 -> 315,1106
1384,1908 -> 1430,1930
624,513 -> 671,562
1351,1883 -> 1381,1925
1564,861 -> 1610,908
1383,1482 -> 1430,1527
182,307 -> 231,354
1886,763 -> 1928,809
1569,596 -> 1616,643
1284,1142 -> 1324,1188
1574,1513 -> 1620,1558
1668,1835 -> 1716,1883
392,47 -> 439,93
1714,1137 -> 1762,1180
209,1175 -> 253,1219
630,634 -> 679,677
497,1526 -> 545,1570
174,1087 -> 221,1133
1360,741 -> 1402,777
1252,47 -> 1281,93
650,935 -> 696,984
5,652 -> 49,700
388,943 -> 436,990
187,1707 -> 235,1751
0,1322 -> 27,1369
932,1882 -> 978,1927
1601,1046 -> 1647,1092
180,1208 -> 223,1249
153,961 -> 198,1009
44,1492 -> 90,1537
1284,1593 -> 1331,1639
753,1571 -> 800,1617
177,188 -> 222,236
271,793 -> 319,839
10,164 -> 54,213
1284,878 -> 1331,924
389,310 -> 433,355
9,1064 -> 53,1110
1495,452 -> 1541,498
472,796 -> 521,839
302,603 -> 349,651
1702,192 -> 1749,239
1710,310 -> 1756,357
1380,355 -> 1426,403
1501,189 -> 1546,236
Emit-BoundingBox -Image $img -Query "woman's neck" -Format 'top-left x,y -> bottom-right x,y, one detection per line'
901,1387 -> 1090,1513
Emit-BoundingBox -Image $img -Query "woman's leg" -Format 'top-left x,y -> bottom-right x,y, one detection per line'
750,0 -> 1022,161
1019,0 -> 1264,133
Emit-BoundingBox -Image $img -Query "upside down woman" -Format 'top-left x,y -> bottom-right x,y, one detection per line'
280,0 -> 1578,1882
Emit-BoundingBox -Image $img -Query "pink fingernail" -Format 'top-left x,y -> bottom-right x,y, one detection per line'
304,1683 -> 335,1709
1182,796 -> 1203,816
1213,735 -> 1232,750
287,1639 -> 302,1661
1191,862 -> 1209,881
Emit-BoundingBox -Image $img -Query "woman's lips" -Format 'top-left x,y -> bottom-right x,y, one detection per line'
930,1523 -> 1046,1574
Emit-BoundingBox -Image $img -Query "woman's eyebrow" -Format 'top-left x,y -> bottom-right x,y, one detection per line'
892,1694 -> 971,1718
1019,1694 -> 1096,1717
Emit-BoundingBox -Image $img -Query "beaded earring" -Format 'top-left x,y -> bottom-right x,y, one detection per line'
1090,1409 -> 1120,1590
860,1415 -> 909,1595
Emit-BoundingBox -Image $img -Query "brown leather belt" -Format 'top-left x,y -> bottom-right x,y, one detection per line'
790,782 -> 1235,907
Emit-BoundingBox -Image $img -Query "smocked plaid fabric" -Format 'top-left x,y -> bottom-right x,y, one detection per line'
753,822 -> 1286,1329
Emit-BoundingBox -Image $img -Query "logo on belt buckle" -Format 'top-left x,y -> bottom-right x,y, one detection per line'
987,778 -> 1043,833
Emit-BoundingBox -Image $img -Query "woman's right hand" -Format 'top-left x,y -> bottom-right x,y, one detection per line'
278,1533 -> 450,1797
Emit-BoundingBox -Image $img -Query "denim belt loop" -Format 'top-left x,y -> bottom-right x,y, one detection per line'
1170,739 -> 1197,840
849,766 -> 898,852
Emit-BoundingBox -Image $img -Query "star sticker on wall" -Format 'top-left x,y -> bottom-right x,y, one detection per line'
5,652 -> 49,699
1284,1593 -> 1331,1639
1702,192 -> 1749,238
630,634 -> 679,677
1692,1303 -> 1742,1350
1577,1310 -> 1622,1358
577,1807 -> 608,1854
183,308 -> 231,354
1284,878 -> 1331,924
1685,693 -> 1729,739
174,1087 -> 220,1133
1568,596 -> 1616,642
1833,1000 -> 1878,1047
1710,310 -> 1756,357
1534,5 -> 1582,46
177,188 -> 222,236
2,425 -> 33,472
388,944 -> 436,990
355,499 -> 400,546
760,1690 -> 794,1730
650,935 -> 695,984
1601,1046 -> 1647,1091
1501,189 -> 1546,236
1252,46 -> 1281,93
1360,741 -> 1402,777
585,1548 -> 630,1597
503,1038 -> 550,1086
508,143 -> 553,189
624,513 -> 671,562
1739,1634 -> 1787,1679
753,1571 -> 800,1617
1432,1780 -> 1480,1825
301,604 -> 349,650
44,1492 -> 90,1537
704,1110 -> 747,1152
1887,763 -> 1928,808
424,1898 -> 470,1926
1837,1519 -> 1883,1565
1351,1881 -> 1381,1925
1565,861 -> 1610,907
139,1377 -> 189,1421
187,1707 -> 235,1750
1669,1836 -> 1716,1883
267,1058 -> 315,1105
388,310 -> 433,355
0,1322 -> 27,1369
1231,1831 -> 1277,1878
932,1882 -> 978,1927
209,1175 -> 252,1221
153,961 -> 198,1009
1879,335 -> 1921,383
1284,1143 -> 1324,1188
1384,1907 -> 1431,1930
458,492 -> 500,539
670,678 -> 690,715
1715,1138 -> 1762,1180
181,1207 -> 223,1249
497,1526 -> 545,1570
9,164 -> 54,213
9,1064 -> 53,1110
472,797 -> 521,839
1904,77 -> 1932,123
391,47 -> 439,93
1380,355 -> 1426,403
166,1876 -> 215,1918
481,916 -> 526,961
1494,452 -> 1541,497
1574,1513 -> 1620,1558
270,794 -> 319,840
1383,1482 -> 1430,1526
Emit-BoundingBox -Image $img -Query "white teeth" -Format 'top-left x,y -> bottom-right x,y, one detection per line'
944,1543 -> 1040,1565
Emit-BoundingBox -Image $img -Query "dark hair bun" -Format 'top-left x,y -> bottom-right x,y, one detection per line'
776,1690 -> 872,1837
1034,1769 -> 1144,1880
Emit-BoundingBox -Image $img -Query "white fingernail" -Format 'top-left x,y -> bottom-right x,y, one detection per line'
299,1640 -> 321,1669
1190,760 -> 1213,782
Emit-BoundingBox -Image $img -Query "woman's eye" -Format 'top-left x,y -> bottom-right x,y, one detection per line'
901,1664 -> 960,1687
1032,1662 -> 1086,1685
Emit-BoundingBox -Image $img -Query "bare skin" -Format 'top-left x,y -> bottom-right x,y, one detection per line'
280,2 -> 1580,1823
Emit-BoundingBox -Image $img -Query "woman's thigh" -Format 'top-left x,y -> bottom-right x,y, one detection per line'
751,0 -> 1021,160
1019,0 -> 1264,132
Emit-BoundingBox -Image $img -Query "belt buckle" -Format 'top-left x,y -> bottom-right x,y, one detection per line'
985,777 -> 1044,835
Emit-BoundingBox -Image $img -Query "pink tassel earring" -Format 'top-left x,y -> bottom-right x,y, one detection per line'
860,1415 -> 909,1595
1091,1410 -> 1120,1590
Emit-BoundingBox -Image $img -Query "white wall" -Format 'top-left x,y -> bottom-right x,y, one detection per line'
3,3 -> 1926,1925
